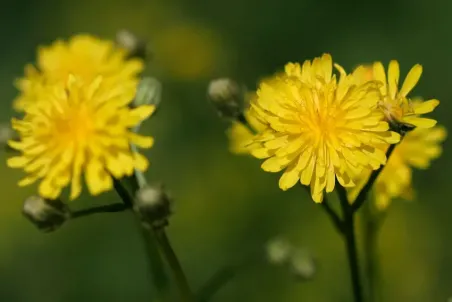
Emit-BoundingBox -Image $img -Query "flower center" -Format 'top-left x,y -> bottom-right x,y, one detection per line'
54,104 -> 94,145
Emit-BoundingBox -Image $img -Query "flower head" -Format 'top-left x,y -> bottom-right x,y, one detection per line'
348,125 -> 446,210
246,54 -> 400,202
7,76 -> 155,201
14,34 -> 144,111
354,61 -> 439,129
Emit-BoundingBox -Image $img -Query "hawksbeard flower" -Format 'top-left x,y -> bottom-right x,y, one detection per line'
7,76 -> 155,201
348,125 -> 446,210
356,61 -> 439,128
14,34 -> 144,111
247,54 -> 400,203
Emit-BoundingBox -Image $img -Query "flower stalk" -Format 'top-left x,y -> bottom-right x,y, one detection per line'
361,201 -> 386,302
320,141 -> 402,302
155,229 -> 194,302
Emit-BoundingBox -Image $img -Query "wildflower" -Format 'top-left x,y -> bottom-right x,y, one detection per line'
14,34 -> 144,111
247,54 -> 400,203
7,76 -> 155,201
349,125 -> 446,210
354,61 -> 439,129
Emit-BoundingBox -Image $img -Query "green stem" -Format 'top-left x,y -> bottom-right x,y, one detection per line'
71,203 -> 130,219
338,186 -> 364,302
155,229 -> 194,302
362,205 -> 379,302
362,201 -> 389,302
352,144 -> 397,212
320,196 -> 343,232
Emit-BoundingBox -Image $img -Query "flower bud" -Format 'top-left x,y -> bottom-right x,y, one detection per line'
134,77 -> 162,109
265,238 -> 292,265
289,248 -> 316,281
116,29 -> 149,60
22,196 -> 70,232
208,78 -> 244,120
134,184 -> 172,229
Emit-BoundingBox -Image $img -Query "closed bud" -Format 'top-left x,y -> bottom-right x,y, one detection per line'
265,238 -> 292,265
134,184 -> 172,229
134,77 -> 162,109
22,196 -> 70,232
289,248 -> 316,281
116,29 -> 149,60
208,78 -> 244,120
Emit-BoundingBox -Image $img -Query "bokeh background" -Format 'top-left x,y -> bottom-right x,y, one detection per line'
0,0 -> 451,301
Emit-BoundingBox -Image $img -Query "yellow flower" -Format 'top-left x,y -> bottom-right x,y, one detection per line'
348,126 -> 446,210
14,34 -> 144,111
357,61 -> 439,128
247,54 -> 400,203
7,76 -> 155,201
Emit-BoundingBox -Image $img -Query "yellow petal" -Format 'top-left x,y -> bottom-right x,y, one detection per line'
133,153 -> 149,172
126,105 -> 156,126
413,99 -> 439,114
311,189 -> 323,203
279,166 -> 300,191
85,158 -> 109,196
403,116 -> 437,128
262,157 -> 287,172
7,156 -> 29,168
250,147 -> 273,159
373,62 -> 387,95
18,175 -> 40,187
105,155 -> 126,179
129,133 -> 154,149
325,167 -> 335,193
387,60 -> 400,99
69,151 -> 84,201
38,178 -> 61,200
399,64 -> 422,97
300,156 -> 315,186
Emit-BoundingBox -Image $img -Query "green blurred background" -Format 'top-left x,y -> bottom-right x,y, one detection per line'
0,0 -> 450,301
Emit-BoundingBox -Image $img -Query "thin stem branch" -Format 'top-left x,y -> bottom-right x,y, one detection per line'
113,179 -> 134,207
155,229 -> 194,302
338,185 -> 364,302
71,203 -> 130,219
351,144 -> 397,212
320,196 -> 343,232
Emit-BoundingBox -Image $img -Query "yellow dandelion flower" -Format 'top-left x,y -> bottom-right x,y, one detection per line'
362,61 -> 439,128
247,54 -> 400,203
7,76 -> 155,201
348,125 -> 446,210
14,34 -> 144,111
